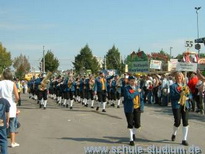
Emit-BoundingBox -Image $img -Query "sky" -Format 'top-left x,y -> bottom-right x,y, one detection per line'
0,0 -> 205,70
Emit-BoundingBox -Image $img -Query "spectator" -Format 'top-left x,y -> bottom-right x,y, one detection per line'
0,98 -> 10,154
0,69 -> 20,148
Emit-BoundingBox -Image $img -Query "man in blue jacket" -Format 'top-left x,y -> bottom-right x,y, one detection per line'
94,72 -> 107,112
123,76 -> 144,146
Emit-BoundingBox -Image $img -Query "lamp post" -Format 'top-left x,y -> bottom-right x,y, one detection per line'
195,7 -> 201,56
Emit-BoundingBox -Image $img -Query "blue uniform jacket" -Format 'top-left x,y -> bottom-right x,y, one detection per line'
94,77 -> 107,93
123,85 -> 144,113
170,83 -> 191,109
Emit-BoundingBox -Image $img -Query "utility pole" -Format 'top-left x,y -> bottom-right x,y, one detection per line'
43,46 -> 45,73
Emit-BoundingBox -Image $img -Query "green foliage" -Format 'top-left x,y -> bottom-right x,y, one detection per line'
13,54 -> 31,79
105,45 -> 124,74
43,51 -> 59,72
73,45 -> 100,74
175,54 -> 183,61
0,42 -> 12,73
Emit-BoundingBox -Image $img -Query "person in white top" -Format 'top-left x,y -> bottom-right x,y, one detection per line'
0,69 -> 20,148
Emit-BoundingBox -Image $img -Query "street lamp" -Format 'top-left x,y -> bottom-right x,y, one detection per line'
195,7 -> 201,39
195,7 -> 201,56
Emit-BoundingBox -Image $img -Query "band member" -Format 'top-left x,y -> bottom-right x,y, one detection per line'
124,76 -> 144,146
62,77 -> 69,107
79,77 -> 85,105
75,78 -> 81,103
170,72 -> 191,146
94,72 -> 107,112
48,77 -> 55,99
89,75 -> 95,108
84,76 -> 90,107
115,75 -> 122,108
68,77 -> 76,110
38,73 -> 50,109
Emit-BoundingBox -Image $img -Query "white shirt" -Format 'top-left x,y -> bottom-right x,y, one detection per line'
0,80 -> 17,118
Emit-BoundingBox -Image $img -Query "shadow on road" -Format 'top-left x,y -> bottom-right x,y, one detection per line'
103,136 -> 180,145
147,104 -> 205,123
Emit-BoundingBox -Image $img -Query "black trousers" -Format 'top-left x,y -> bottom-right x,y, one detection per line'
172,106 -> 189,127
87,90 -> 94,100
69,91 -> 74,100
125,108 -> 141,129
38,90 -> 47,100
97,90 -> 106,102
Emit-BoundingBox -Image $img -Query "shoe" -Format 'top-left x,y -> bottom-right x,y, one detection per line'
85,104 -> 88,107
91,106 -> 94,109
11,142 -> 20,148
182,140 -> 189,146
133,134 -> 136,141
96,107 -> 99,111
66,104 -> 69,108
111,103 -> 115,107
43,107 -> 46,110
117,105 -> 120,108
70,107 -> 73,110
171,135 -> 176,141
102,109 -> 106,112
129,141 -> 134,146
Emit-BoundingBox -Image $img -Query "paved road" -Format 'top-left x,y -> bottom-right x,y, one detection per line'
9,94 -> 205,154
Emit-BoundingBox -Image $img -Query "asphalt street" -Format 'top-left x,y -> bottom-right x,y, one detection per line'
8,94 -> 205,154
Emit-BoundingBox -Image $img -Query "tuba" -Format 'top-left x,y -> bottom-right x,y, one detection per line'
38,72 -> 52,91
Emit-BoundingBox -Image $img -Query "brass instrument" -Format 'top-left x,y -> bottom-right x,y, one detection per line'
68,78 -> 73,88
38,72 -> 52,91
179,86 -> 190,108
89,78 -> 95,90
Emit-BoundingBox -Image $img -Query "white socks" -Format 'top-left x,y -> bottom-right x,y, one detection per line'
40,99 -> 44,105
84,99 -> 88,105
103,102 -> 106,110
129,129 -> 134,141
44,100 -> 47,107
117,99 -> 121,106
59,97 -> 62,104
91,100 -> 94,107
182,126 -> 189,141
70,100 -> 74,107
173,126 -> 178,136
63,99 -> 67,106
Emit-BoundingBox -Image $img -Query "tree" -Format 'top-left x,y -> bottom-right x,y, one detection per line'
43,50 -> 59,72
0,42 -> 12,73
13,54 -> 31,79
73,45 -> 100,74
105,45 -> 124,74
